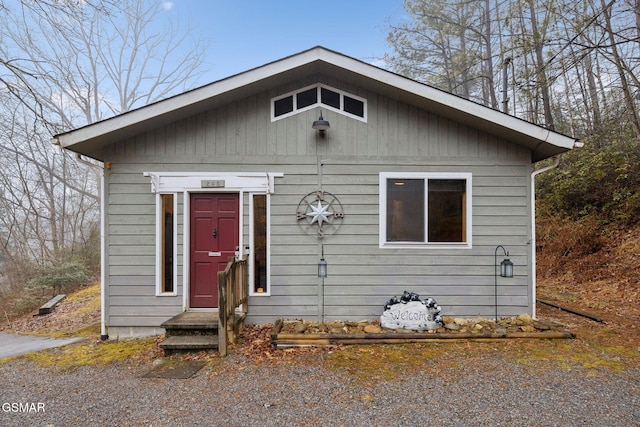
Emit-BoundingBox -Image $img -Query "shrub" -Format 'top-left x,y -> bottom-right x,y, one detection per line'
26,261 -> 91,296
537,139 -> 640,226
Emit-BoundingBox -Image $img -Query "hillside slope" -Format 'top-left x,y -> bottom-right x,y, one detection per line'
1,283 -> 101,337
537,221 -> 640,346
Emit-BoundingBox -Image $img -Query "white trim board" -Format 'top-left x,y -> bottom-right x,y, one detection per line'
143,172 -> 283,194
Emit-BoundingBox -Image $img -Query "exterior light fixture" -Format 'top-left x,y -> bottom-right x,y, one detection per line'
312,110 -> 330,133
494,245 -> 513,321
500,256 -> 514,278
318,244 -> 328,278
318,258 -> 328,278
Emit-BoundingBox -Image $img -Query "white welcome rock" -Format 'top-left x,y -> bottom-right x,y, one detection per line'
380,300 -> 443,331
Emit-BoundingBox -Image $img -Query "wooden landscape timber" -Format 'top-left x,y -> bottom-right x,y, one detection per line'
270,318 -> 575,349
536,299 -> 605,323
36,295 -> 66,316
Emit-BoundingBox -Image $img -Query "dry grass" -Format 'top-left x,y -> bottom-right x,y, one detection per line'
22,337 -> 162,371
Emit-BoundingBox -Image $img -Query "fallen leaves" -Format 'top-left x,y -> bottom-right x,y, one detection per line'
231,323 -> 335,364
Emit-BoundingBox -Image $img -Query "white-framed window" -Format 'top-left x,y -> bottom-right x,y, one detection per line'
271,83 -> 367,122
249,193 -> 271,296
156,193 -> 178,295
379,172 -> 472,249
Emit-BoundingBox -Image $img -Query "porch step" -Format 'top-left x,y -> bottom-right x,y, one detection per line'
160,312 -> 219,352
159,311 -> 246,353
161,312 -> 219,336
159,335 -> 218,351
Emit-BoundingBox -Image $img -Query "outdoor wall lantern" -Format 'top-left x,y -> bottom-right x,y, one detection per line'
312,110 -> 330,134
318,257 -> 328,278
318,244 -> 328,278
494,245 -> 514,321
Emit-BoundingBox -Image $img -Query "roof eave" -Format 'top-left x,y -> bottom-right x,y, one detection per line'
53,46 -> 577,162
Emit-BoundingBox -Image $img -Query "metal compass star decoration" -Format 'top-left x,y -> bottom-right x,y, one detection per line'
296,190 -> 344,238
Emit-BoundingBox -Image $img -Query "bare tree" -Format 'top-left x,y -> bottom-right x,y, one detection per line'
385,0 -> 640,142
595,0 -> 640,140
386,0 -> 490,102
3,0 -> 208,129
0,100 -> 99,264
0,1 -> 116,123
0,0 -> 207,280
525,0 -> 554,130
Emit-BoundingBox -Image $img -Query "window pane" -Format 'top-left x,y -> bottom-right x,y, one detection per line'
344,96 -> 364,117
274,96 -> 293,117
253,195 -> 267,293
321,87 -> 340,109
296,88 -> 317,109
161,194 -> 174,293
386,179 -> 425,242
428,179 -> 466,242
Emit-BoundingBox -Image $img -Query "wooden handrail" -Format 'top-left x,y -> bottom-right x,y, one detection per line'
218,255 -> 248,356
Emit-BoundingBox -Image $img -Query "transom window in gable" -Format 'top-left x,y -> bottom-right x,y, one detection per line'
271,84 -> 367,122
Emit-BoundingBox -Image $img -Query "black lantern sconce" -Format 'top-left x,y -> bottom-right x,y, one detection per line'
318,244 -> 328,278
494,245 -> 514,321
312,110 -> 330,135
318,257 -> 328,278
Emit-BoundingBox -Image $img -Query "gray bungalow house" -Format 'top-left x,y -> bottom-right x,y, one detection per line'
52,47 -> 578,339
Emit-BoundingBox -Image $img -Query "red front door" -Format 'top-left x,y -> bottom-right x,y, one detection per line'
189,193 -> 239,308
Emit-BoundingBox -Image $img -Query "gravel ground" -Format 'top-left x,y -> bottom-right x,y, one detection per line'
1,353 -> 638,427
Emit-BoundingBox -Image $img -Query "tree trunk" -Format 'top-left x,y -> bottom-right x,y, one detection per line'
483,0 -> 498,109
600,0 -> 640,141
584,53 -> 601,134
528,0 -> 554,130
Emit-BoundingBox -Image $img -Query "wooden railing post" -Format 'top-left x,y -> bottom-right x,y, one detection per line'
217,264 -> 229,357
217,256 -> 248,356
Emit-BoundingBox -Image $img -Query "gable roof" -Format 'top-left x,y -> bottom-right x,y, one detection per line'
52,46 -> 577,162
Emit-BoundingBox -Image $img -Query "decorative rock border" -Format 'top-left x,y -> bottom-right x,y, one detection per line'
270,316 -> 575,349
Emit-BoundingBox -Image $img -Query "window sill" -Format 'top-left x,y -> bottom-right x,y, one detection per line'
249,291 -> 271,297
156,292 -> 178,297
380,242 -> 472,250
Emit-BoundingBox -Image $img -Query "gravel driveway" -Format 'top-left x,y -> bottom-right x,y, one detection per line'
1,352 -> 638,427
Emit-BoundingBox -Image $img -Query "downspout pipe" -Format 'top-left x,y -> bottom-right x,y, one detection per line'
530,155 -> 561,319
73,153 -> 108,340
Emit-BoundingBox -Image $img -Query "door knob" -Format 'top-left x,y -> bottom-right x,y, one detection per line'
212,228 -> 217,238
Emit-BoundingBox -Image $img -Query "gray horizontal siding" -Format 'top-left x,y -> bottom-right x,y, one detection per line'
102,73 -> 535,334
252,161 -> 531,323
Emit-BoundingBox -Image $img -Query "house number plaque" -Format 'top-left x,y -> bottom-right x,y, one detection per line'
296,190 -> 344,238
201,179 -> 225,188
